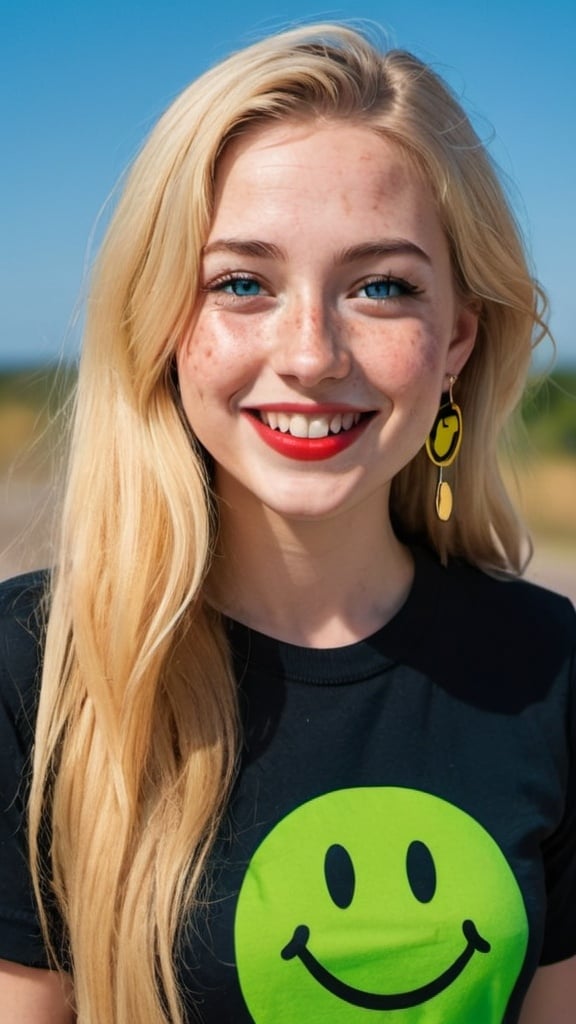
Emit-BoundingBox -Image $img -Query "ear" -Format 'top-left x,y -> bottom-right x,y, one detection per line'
446,302 -> 479,379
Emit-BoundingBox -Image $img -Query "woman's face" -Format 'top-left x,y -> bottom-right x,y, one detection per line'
177,121 -> 477,523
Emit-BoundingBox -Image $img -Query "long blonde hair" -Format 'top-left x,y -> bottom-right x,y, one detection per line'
30,23 -> 547,1023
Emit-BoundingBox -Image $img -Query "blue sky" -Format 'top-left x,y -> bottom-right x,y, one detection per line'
1,0 -> 575,368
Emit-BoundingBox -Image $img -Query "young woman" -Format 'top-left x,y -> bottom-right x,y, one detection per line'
0,23 -> 574,1024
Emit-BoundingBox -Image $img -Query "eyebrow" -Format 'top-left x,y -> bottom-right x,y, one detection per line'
201,238 -> 431,264
202,239 -> 283,259
338,240 -> 431,265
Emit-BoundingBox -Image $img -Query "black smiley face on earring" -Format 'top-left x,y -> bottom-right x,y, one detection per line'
426,403 -> 463,466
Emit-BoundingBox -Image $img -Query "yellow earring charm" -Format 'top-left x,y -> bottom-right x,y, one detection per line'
425,376 -> 462,522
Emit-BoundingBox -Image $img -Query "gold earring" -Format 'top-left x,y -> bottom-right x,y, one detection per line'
425,375 -> 462,522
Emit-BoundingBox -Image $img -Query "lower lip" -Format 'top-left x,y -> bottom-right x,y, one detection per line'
246,414 -> 371,461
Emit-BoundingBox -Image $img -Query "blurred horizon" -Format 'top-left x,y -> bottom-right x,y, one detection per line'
1,363 -> 575,602
1,3 -> 574,602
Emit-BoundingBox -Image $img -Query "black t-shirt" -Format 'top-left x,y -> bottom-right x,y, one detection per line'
1,546 -> 575,1024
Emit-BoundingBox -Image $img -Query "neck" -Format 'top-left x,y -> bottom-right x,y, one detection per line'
208,489 -> 413,648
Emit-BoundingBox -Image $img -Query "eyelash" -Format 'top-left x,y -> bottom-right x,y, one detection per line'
205,273 -> 264,297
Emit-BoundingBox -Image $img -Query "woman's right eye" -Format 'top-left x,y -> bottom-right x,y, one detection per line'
211,275 -> 262,296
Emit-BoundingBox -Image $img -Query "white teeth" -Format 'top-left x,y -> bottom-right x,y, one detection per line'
289,414 -> 310,438
260,411 -> 364,438
308,417 -> 330,439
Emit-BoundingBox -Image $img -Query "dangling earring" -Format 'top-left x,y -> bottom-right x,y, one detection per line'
425,375 -> 462,522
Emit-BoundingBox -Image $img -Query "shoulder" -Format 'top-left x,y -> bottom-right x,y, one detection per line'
440,553 -> 576,647
0,569 -> 49,619
411,548 -> 575,709
0,570 -> 49,721
0,569 -> 49,655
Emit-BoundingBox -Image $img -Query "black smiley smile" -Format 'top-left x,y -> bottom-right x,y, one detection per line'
281,917 -> 491,1010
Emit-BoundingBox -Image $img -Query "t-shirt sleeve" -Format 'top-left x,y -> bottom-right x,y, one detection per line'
539,600 -> 576,965
0,571 -> 52,967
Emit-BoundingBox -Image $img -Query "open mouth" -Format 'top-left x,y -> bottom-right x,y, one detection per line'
243,408 -> 375,461
250,409 -> 374,437
281,918 -> 490,1009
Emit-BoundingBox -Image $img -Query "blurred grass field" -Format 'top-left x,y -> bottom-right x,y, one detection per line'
1,364 -> 575,602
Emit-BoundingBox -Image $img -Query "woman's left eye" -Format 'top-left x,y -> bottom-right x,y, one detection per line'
357,277 -> 419,300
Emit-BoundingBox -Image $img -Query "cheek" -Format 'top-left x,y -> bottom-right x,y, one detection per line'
183,314 -> 260,383
364,323 -> 445,394
177,326 -> 235,406
176,335 -> 210,413
185,327 -> 221,379
176,320 -> 263,439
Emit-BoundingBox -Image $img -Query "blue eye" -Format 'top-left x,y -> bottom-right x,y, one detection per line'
360,277 -> 406,299
219,276 -> 261,296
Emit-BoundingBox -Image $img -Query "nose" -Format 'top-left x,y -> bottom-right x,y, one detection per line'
271,298 -> 351,387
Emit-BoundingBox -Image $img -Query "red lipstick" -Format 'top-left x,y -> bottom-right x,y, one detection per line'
244,406 -> 372,461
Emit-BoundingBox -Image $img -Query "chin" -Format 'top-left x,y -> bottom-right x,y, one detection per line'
267,503 -> 343,523
260,486 -> 374,524
217,464 -> 384,524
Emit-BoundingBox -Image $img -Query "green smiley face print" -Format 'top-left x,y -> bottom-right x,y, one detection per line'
234,788 -> 528,1022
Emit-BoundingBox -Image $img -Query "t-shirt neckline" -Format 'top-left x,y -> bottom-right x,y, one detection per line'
225,545 -> 445,686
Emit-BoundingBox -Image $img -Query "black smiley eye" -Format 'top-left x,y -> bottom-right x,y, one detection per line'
324,843 -> 356,909
406,840 -> 437,904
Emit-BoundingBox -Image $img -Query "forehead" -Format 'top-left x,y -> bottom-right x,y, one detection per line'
214,119 -> 423,197
209,120 -> 445,256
